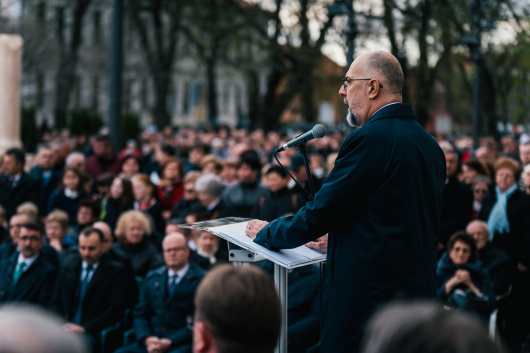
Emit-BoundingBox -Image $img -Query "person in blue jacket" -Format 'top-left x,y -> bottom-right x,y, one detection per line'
245,51 -> 446,353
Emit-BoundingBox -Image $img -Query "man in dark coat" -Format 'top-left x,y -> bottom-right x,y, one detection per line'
29,144 -> 62,215
439,149 -> 473,251
51,227 -> 127,345
116,233 -> 205,353
0,222 -> 57,306
0,148 -> 43,219
246,51 -> 446,353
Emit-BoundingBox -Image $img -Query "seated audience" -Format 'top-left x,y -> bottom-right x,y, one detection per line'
156,158 -> 185,219
462,158 -> 489,185
52,227 -> 128,349
132,174 -> 166,234
45,210 -> 77,254
116,233 -> 205,353
471,176 -> 491,220
120,155 -> 141,180
170,172 -> 205,220
361,301 -> 500,353
193,230 -> 229,270
0,148 -> 43,220
193,265 -> 281,353
259,165 -> 297,221
100,176 -> 134,231
195,174 -> 228,220
112,210 -> 164,278
436,232 -> 496,320
48,166 -> 88,225
69,199 -> 99,239
30,144 -> 62,215
0,222 -> 57,306
466,220 -> 511,295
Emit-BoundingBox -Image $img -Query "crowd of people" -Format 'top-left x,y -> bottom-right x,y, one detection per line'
0,123 -> 529,352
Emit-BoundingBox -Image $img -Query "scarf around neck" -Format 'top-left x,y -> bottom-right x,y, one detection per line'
487,184 -> 518,240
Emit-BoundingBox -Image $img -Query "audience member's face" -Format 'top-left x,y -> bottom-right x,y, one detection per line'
132,180 -> 151,202
18,228 -> 43,258
197,232 -> 219,255
520,144 -> 530,166
45,221 -> 66,241
63,170 -> 80,191
201,162 -> 218,176
449,241 -> 471,266
473,182 -> 489,203
9,214 -> 27,243
237,164 -> 258,184
189,149 -> 204,165
197,190 -> 216,207
444,152 -> 458,178
38,148 -> 54,171
462,165 -> 478,185
110,178 -> 124,199
467,223 -> 489,250
3,155 -> 21,176
77,206 -> 94,226
93,141 -> 106,157
69,156 -> 86,172
496,167 -> 516,193
165,224 -> 181,235
124,220 -> 145,245
163,235 -> 189,271
221,166 -> 237,182
501,137 -> 517,155
267,172 -> 289,193
121,158 -> 139,178
78,232 -> 104,265
182,182 -> 196,201
163,161 -> 180,180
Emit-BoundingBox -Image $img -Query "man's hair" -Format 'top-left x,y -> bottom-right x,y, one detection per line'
5,148 -> 25,166
363,51 -> 404,96
36,143 -> 52,154
361,301 -> 500,353
239,154 -> 262,172
194,265 -> 281,353
447,231 -> 477,256
21,221 -> 43,236
80,226 -> 105,243
195,174 -> 225,197
78,199 -> 99,218
95,134 -> 113,148
266,165 -> 288,178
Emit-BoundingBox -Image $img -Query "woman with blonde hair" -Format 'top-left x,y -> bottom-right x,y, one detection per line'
112,210 -> 164,278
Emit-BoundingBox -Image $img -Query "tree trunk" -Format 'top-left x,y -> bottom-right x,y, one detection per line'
152,72 -> 171,129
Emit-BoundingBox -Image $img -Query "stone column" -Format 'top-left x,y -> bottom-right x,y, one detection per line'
0,34 -> 23,154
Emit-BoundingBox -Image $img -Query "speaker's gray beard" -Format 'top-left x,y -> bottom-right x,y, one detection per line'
346,111 -> 360,127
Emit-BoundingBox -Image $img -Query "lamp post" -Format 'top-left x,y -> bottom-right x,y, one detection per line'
108,0 -> 123,152
462,0 -> 494,151
327,0 -> 357,69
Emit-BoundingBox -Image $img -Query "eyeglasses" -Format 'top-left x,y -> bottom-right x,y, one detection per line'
342,78 -> 383,90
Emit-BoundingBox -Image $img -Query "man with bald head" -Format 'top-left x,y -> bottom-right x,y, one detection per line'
116,233 -> 205,353
246,51 -> 446,353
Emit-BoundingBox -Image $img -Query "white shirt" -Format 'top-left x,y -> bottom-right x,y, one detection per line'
168,264 -> 190,286
81,261 -> 99,283
16,253 -> 38,272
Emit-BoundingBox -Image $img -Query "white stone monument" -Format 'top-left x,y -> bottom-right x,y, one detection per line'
0,34 -> 23,154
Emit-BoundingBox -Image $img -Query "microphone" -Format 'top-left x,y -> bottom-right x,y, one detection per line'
276,124 -> 327,152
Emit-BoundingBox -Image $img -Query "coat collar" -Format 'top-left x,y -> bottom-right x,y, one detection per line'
365,103 -> 415,127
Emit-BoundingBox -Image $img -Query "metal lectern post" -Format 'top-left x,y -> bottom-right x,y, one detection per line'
274,263 -> 288,353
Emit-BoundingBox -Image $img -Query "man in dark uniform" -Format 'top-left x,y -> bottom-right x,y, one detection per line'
246,51 -> 446,353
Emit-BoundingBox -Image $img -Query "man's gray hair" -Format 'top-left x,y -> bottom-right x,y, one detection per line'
195,174 -> 225,197
65,152 -> 85,166
364,51 -> 404,95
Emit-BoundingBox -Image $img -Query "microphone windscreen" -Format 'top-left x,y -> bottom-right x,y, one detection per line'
313,124 -> 327,138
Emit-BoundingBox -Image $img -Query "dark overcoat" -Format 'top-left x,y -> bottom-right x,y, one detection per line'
254,103 -> 446,353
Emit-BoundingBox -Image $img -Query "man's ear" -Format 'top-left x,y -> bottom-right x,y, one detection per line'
193,321 -> 213,353
368,79 -> 380,99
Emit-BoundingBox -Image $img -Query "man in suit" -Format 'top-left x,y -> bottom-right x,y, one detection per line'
193,265 -> 281,353
0,213 -> 60,268
439,149 -> 473,251
0,148 -> 43,220
52,227 -> 127,346
116,233 -> 205,353
30,144 -> 62,215
0,222 -> 57,306
246,51 -> 446,353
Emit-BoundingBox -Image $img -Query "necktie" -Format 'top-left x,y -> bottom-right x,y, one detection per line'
73,265 -> 93,324
8,176 -> 15,188
168,274 -> 179,298
12,261 -> 26,285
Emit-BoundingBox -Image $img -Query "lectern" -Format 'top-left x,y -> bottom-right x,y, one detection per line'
179,217 -> 326,353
